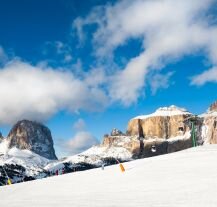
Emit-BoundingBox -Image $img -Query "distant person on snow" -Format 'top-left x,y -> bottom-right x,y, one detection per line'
101,163 -> 105,170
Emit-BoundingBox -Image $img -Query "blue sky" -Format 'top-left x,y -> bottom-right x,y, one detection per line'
0,0 -> 217,157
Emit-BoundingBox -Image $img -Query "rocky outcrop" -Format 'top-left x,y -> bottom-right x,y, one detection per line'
127,106 -> 192,139
102,135 -> 140,152
202,116 -> 217,144
0,132 -> 3,142
201,101 -> 217,144
101,105 -> 202,158
102,134 -> 192,158
208,101 -> 217,112
110,128 -> 124,136
7,120 -> 57,160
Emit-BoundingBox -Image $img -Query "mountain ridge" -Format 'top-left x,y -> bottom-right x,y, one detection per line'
1,101 -> 217,185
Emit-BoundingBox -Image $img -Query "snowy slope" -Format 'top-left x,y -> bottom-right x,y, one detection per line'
0,140 -> 50,179
0,148 -> 50,176
133,105 -> 191,119
45,146 -> 132,171
0,139 -> 9,155
1,145 -> 217,207
45,132 -> 192,172
0,137 -> 136,178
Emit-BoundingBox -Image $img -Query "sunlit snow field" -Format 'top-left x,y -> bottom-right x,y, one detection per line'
1,145 -> 217,207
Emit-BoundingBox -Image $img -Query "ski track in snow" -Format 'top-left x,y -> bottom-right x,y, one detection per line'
1,145 -> 217,206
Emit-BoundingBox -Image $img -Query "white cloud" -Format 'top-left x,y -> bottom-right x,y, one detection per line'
0,59 -> 108,125
108,53 -> 149,105
73,118 -> 86,131
0,46 -> 8,64
74,0 -> 217,105
73,6 -> 105,44
64,54 -> 72,63
42,41 -> 73,64
150,72 -> 174,95
56,119 -> 99,156
191,67 -> 217,86
63,131 -> 99,155
84,67 -> 106,87
1,1 -> 216,125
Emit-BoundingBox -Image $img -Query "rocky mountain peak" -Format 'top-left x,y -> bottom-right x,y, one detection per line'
110,128 -> 124,136
156,105 -> 189,113
208,101 -> 217,112
133,105 -> 191,120
0,132 -> 3,142
128,105 -> 193,139
7,120 -> 57,160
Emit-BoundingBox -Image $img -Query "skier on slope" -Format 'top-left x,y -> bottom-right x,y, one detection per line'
101,163 -> 105,170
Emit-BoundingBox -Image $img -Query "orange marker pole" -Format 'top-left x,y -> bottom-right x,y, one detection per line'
115,158 -> 125,172
119,163 -> 125,172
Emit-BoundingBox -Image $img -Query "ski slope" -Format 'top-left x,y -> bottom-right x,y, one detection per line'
1,145 -> 217,207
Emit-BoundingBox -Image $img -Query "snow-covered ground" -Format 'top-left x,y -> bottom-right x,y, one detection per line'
1,145 -> 217,207
45,145 -> 132,171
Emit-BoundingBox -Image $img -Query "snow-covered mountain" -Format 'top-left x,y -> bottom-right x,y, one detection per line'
1,145 -> 217,207
7,120 -> 57,160
0,138 -> 50,184
132,105 -> 191,119
45,145 -> 133,173
0,124 -> 133,185
44,105 -> 205,174
128,105 -> 192,138
1,102 -> 217,186
0,120 -> 56,185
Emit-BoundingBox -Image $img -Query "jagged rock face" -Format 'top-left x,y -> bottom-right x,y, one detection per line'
209,101 -> 217,112
7,120 -> 57,160
201,101 -> 217,144
202,115 -> 217,144
127,106 -> 191,139
102,135 -> 140,153
0,132 -> 3,142
110,128 -> 124,136
101,134 -> 192,158
102,106 -> 195,159
167,137 -> 192,153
